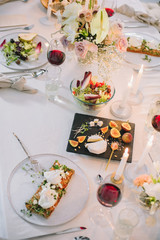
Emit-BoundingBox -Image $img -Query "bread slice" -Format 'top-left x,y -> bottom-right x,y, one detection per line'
127,39 -> 160,57
18,33 -> 37,42
25,160 -> 74,218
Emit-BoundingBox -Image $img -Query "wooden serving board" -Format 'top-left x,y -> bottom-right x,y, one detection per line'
66,113 -> 135,163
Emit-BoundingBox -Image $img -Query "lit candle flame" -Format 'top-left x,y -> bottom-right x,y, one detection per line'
128,75 -> 133,88
148,135 -> 154,147
125,148 -> 129,154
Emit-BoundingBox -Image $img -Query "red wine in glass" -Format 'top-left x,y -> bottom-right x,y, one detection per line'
47,50 -> 66,66
152,115 -> 160,132
97,183 -> 122,207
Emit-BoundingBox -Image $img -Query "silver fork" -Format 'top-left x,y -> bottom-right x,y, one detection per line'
0,24 -> 34,32
8,69 -> 47,79
13,132 -> 40,172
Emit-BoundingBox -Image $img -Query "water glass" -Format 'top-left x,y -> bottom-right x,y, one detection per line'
113,208 -> 139,240
45,65 -> 62,101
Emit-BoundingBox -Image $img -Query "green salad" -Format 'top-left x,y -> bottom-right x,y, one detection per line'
0,35 -> 41,65
72,71 -> 112,104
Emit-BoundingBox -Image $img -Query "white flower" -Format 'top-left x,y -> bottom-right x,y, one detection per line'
90,9 -> 109,44
144,182 -> 160,201
63,23 -> 78,43
62,15 -> 77,25
62,2 -> 82,19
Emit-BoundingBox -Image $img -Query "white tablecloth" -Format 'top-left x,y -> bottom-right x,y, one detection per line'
0,1 -> 160,240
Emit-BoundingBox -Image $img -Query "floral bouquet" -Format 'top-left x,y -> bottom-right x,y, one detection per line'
57,0 -> 127,62
134,173 -> 160,214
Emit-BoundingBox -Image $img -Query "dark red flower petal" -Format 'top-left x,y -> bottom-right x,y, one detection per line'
0,39 -> 6,48
105,8 -> 114,17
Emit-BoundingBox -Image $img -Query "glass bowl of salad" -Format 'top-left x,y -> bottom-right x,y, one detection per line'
70,71 -> 115,112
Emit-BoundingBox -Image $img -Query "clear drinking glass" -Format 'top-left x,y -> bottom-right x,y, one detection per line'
113,208 -> 139,240
45,65 -> 62,101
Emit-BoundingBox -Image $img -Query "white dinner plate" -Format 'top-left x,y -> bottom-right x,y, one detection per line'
124,32 -> 160,68
7,154 -> 89,226
0,32 -> 49,70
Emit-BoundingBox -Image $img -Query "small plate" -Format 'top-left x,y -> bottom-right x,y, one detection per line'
124,32 -> 160,68
0,32 -> 49,70
7,154 -> 89,226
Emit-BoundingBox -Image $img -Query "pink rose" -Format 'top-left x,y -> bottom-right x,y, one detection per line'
115,36 -> 128,52
107,21 -> 124,42
75,41 -> 88,59
75,40 -> 98,59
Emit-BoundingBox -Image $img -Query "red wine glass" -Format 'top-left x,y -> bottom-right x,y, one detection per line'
89,174 -> 123,227
146,97 -> 160,134
47,38 -> 66,67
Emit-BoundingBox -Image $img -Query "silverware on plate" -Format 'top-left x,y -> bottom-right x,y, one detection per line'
23,227 -> 87,239
0,24 -> 34,32
13,132 -> 40,172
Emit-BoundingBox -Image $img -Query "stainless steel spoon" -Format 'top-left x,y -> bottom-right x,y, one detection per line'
0,24 -> 34,32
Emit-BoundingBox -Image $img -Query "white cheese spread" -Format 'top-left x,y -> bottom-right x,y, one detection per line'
85,139 -> 107,154
44,170 -> 65,185
38,186 -> 58,209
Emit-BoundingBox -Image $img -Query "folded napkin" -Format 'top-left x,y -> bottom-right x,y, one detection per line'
136,3 -> 160,31
0,74 -> 37,94
116,0 -> 160,31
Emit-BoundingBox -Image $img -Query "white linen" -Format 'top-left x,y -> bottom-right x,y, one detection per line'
0,0 -> 160,240
0,74 -> 38,94
101,0 -> 160,31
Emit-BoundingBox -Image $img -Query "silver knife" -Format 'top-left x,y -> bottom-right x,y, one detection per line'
22,227 -> 87,240
124,25 -> 149,28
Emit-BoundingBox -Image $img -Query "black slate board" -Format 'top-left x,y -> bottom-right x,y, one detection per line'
66,113 -> 135,163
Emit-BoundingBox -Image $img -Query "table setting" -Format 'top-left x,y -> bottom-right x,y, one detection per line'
0,0 -> 160,239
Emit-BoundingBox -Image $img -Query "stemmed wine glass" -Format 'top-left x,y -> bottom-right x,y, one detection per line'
45,38 -> 66,101
89,173 -> 123,228
124,98 -> 160,183
145,97 -> 160,135
47,38 -> 66,67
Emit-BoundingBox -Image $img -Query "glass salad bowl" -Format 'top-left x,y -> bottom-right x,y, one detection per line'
70,72 -> 115,112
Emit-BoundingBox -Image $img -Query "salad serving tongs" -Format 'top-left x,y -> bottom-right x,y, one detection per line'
13,133 -> 40,172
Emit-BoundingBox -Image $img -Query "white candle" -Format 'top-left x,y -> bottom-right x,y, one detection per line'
119,75 -> 133,109
132,64 -> 144,95
47,0 -> 52,20
114,148 -> 129,181
137,135 -> 154,169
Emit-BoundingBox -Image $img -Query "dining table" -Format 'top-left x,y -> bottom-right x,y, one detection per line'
0,0 -> 160,240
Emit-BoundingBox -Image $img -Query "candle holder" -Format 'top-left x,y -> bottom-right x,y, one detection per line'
110,100 -> 132,119
111,172 -> 124,185
129,90 -> 144,105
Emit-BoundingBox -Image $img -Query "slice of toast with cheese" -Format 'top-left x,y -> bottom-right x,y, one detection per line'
25,160 -> 74,218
